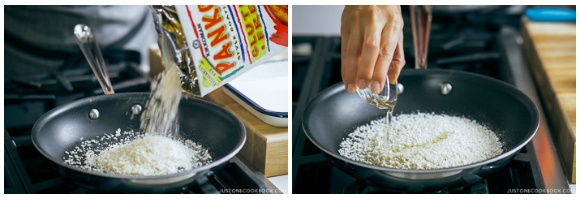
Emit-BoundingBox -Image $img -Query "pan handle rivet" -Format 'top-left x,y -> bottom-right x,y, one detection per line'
89,109 -> 99,120
397,83 -> 404,95
440,83 -> 452,95
132,104 -> 142,115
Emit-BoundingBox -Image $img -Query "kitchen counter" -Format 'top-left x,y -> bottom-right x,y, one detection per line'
521,17 -> 576,184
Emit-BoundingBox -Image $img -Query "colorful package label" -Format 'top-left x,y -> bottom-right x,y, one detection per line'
176,5 -> 288,96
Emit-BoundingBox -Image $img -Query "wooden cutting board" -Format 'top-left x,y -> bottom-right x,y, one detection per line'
149,46 -> 288,177
202,88 -> 288,177
521,18 -> 576,183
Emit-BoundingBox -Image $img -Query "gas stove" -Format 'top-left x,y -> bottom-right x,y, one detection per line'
4,50 -> 280,194
4,129 -> 277,194
292,5 -> 571,194
4,50 -> 150,130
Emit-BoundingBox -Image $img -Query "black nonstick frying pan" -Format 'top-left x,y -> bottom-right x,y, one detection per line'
31,24 -> 246,193
32,93 -> 246,193
302,69 -> 539,191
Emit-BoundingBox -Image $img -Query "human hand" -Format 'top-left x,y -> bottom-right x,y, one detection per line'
341,5 -> 406,94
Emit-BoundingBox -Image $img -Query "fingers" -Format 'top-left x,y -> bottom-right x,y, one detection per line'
370,20 -> 401,93
357,19 -> 381,90
341,7 -> 360,94
388,33 -> 406,84
340,7 -> 349,91
342,29 -> 363,94
340,5 -> 404,94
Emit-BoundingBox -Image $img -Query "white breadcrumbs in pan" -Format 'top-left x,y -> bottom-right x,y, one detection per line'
64,58 -> 212,176
64,128 -> 212,176
339,112 -> 503,170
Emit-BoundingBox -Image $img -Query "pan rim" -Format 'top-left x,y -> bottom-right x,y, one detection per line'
31,92 -> 246,180
302,69 -> 540,174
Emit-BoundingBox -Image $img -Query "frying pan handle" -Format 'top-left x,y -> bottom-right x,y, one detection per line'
410,5 -> 432,69
74,24 -> 115,95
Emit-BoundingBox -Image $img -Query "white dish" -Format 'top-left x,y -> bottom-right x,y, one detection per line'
224,60 -> 288,127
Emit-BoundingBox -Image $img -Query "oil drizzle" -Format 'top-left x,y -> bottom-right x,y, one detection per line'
390,132 -> 450,153
385,109 -> 393,148
356,83 -> 398,147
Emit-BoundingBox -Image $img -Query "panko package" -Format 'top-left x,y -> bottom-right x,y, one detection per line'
150,5 -> 288,97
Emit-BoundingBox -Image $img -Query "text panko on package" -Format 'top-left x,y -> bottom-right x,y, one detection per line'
150,5 -> 288,97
